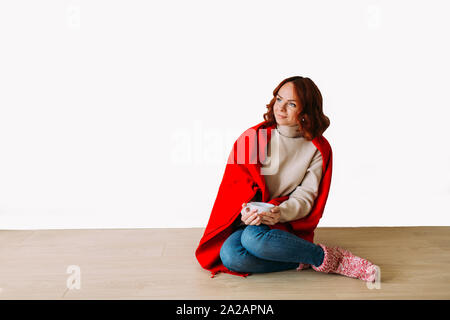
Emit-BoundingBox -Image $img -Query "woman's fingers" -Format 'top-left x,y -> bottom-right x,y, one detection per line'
258,212 -> 268,223
259,208 -> 281,225
243,208 -> 257,220
261,215 -> 274,225
244,212 -> 257,224
259,212 -> 275,225
249,214 -> 261,225
241,204 -> 251,218
244,210 -> 259,225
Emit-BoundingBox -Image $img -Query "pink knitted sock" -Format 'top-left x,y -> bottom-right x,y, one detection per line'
312,244 -> 380,283
334,246 -> 379,282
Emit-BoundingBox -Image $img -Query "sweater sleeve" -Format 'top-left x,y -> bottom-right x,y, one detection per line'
278,148 -> 323,223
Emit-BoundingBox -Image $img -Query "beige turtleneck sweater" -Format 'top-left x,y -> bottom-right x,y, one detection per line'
237,123 -> 323,225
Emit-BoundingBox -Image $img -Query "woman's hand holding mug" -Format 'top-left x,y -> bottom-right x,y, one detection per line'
241,203 -> 261,225
258,206 -> 281,225
241,202 -> 281,225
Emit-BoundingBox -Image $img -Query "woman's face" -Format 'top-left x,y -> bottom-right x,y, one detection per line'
273,82 -> 302,126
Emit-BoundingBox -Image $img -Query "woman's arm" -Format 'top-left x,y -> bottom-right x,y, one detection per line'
278,149 -> 323,223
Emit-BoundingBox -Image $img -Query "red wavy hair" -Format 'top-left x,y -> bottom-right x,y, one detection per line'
263,76 -> 330,141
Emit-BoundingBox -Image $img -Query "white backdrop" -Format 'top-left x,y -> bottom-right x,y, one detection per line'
0,0 -> 449,229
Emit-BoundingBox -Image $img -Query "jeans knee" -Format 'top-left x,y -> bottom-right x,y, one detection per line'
241,225 -> 270,255
220,242 -> 234,270
242,224 -> 270,239
220,245 -> 248,272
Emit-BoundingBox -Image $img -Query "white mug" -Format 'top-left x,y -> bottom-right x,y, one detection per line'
244,202 -> 275,214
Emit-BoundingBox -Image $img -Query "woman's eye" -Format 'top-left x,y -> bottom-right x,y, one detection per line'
289,103 -> 296,107
276,97 -> 281,102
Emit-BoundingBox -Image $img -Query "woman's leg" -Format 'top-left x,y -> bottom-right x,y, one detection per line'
220,226 -> 299,273
240,224 -> 325,267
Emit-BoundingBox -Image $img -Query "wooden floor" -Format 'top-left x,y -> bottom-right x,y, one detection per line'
0,227 -> 449,300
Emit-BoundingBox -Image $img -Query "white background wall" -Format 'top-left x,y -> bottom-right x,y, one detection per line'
0,0 -> 449,229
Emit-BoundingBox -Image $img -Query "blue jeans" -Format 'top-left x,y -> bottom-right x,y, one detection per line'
220,224 -> 325,273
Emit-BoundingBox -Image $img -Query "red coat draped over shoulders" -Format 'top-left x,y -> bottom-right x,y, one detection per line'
195,120 -> 333,278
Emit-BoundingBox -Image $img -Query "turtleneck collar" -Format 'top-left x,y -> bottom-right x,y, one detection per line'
276,123 -> 303,138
